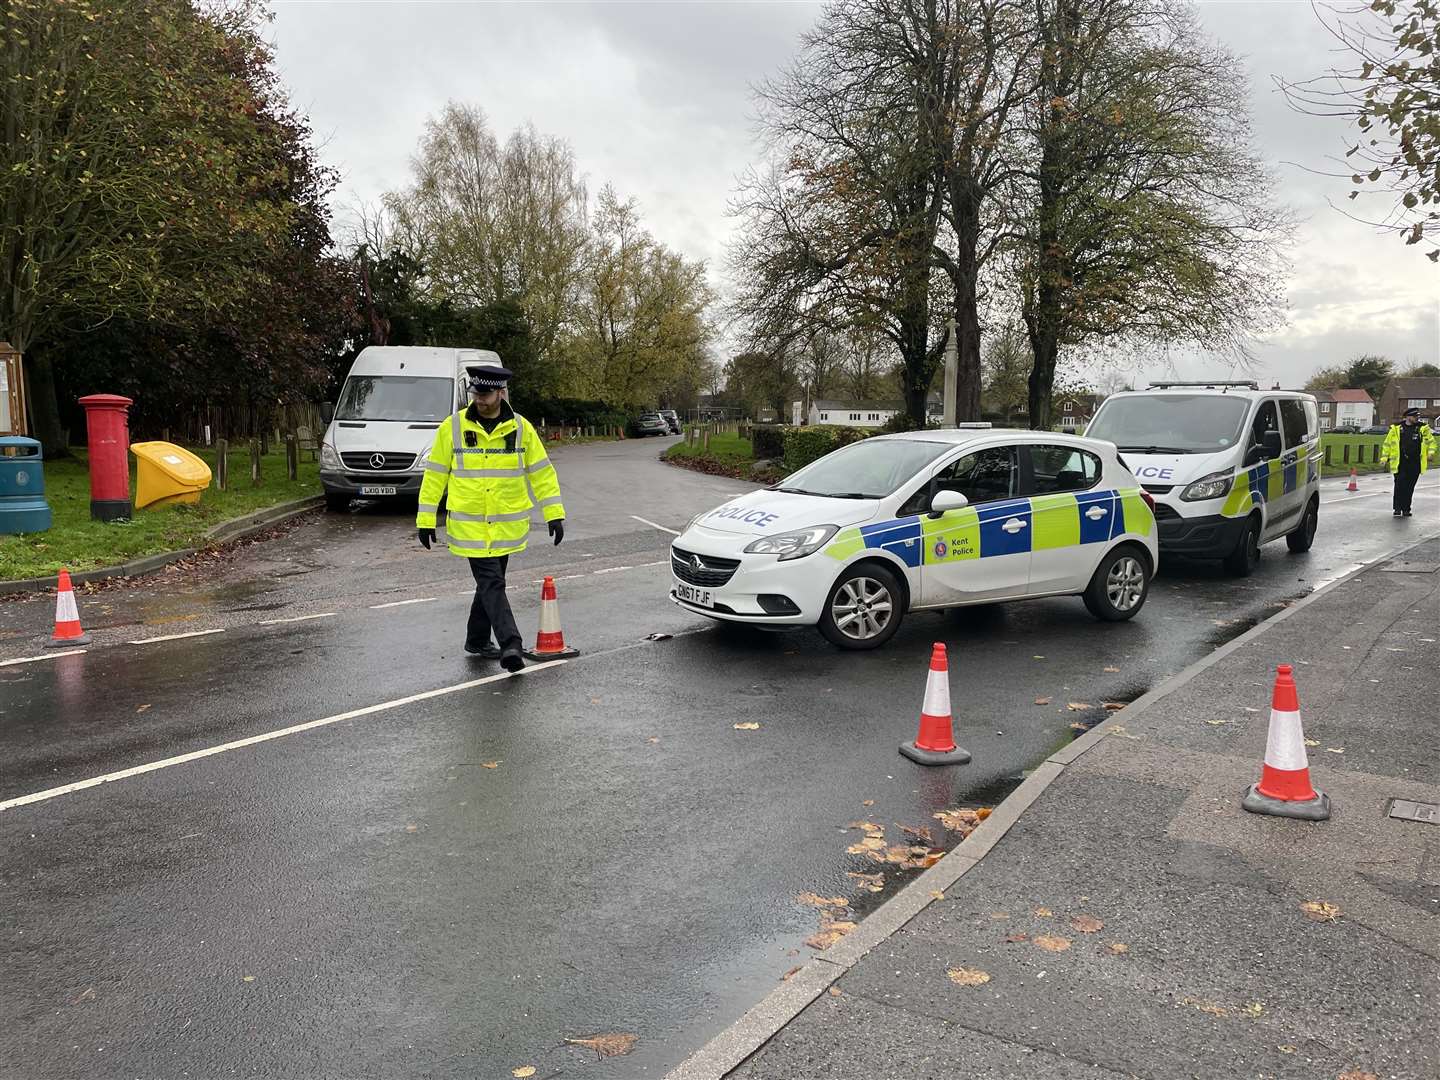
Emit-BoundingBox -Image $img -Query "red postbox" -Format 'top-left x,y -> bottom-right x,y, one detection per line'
77,394 -> 133,521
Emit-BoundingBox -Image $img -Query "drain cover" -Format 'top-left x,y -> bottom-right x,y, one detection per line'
1379,561 -> 1440,573
1387,799 -> 1440,825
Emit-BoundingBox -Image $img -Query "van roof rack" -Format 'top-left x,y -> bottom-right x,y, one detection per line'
1146,380 -> 1259,391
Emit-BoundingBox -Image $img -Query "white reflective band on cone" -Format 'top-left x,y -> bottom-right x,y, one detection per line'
57,591 -> 79,623
538,596 -> 561,633
922,667 -> 950,718
1263,708 -> 1309,772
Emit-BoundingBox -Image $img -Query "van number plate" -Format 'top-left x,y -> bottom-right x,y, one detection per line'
360,485 -> 397,496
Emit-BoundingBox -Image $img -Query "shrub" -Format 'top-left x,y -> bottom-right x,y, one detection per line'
751,423 -> 786,461
781,425 -> 874,471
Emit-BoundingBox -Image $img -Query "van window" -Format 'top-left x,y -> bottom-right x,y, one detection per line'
1085,394 -> 1249,453
1250,401 -> 1280,449
1028,445 -> 1100,494
336,376 -> 454,422
1279,399 -> 1311,448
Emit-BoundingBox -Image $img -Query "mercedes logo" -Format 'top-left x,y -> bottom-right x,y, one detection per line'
689,554 -> 707,572
369,453 -> 386,470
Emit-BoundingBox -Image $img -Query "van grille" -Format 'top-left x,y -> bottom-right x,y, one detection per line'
671,546 -> 740,587
1152,504 -> 1181,522
342,452 -> 417,471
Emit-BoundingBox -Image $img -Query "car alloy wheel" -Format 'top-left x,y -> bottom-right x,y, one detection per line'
830,575 -> 894,641
1106,555 -> 1146,612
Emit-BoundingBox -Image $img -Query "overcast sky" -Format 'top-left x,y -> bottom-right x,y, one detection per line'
270,0 -> 1437,391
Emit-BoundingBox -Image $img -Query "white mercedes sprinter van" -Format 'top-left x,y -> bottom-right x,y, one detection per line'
319,346 -> 502,511
1084,382 -> 1321,576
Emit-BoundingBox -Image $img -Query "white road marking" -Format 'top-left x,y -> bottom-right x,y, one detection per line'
258,612 -> 337,626
369,597 -> 437,610
0,661 -> 568,813
127,629 -> 226,646
630,515 -> 680,535
0,649 -> 87,667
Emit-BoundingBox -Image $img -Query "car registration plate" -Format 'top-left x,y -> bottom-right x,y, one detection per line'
674,579 -> 714,608
360,485 -> 397,496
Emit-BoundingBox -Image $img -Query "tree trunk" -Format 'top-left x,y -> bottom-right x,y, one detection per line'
1024,308 -> 1060,431
22,350 -> 67,457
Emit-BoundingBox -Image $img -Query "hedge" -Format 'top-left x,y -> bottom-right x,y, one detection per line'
781,425 -> 873,472
751,423 -> 786,460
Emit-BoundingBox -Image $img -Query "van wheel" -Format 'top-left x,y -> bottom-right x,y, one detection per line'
818,563 -> 904,650
1083,545 -> 1150,622
324,492 -> 350,513
1223,515 -> 1262,576
1286,498 -> 1318,553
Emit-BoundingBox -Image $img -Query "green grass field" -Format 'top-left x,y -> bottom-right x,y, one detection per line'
664,433 -> 755,465
1319,433 -> 1390,476
1,446 -> 321,581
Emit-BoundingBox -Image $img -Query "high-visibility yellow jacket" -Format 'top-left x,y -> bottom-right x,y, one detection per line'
1382,423 -> 1436,474
416,402 -> 565,558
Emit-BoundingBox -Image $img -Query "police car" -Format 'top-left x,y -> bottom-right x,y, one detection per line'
1084,383 -> 1321,576
670,430 -> 1159,649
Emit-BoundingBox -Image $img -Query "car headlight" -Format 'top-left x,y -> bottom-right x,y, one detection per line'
413,447 -> 428,471
743,525 -> 838,561
320,442 -> 340,468
1180,470 -> 1233,502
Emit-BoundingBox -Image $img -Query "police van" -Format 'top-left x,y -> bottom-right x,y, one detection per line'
670,429 -> 1159,650
1083,382 -> 1321,576
319,346 -> 502,511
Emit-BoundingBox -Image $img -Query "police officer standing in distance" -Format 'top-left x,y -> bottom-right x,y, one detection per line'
416,364 -> 566,671
1381,407 -> 1435,518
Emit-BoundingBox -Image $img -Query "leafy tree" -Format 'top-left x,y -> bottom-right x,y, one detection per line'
1345,353 -> 1395,399
982,322 -> 1031,419
1305,364 -> 1350,391
1401,361 -> 1440,377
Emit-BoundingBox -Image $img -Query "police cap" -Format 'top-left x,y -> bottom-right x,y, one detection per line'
467,365 -> 514,392
1403,407 -> 1420,417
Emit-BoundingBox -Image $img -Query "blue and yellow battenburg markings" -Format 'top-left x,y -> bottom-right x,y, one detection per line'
1220,447 -> 1320,518
825,488 -> 1153,565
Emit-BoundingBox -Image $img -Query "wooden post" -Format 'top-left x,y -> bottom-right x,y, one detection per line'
161,427 -> 170,444
285,434 -> 298,481
215,439 -> 228,490
251,439 -> 262,486
702,429 -> 711,452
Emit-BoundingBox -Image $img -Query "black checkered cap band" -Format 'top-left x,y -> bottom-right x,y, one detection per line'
468,366 -> 513,391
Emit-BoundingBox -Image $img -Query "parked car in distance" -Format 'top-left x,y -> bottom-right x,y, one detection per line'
659,409 -> 681,434
1361,425 -> 1389,434
633,413 -> 670,437
1331,424 -> 1361,434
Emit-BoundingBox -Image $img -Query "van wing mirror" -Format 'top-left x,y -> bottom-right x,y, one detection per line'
929,489 -> 970,517
320,401 -> 335,425
1261,430 -> 1282,459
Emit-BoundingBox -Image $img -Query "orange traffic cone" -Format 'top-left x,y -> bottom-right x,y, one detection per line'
1241,664 -> 1330,821
47,568 -> 92,647
524,575 -> 579,660
1346,468 -> 1358,492
899,643 -> 971,765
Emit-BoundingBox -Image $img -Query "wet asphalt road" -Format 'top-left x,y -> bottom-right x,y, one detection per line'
2,436 -> 1436,1080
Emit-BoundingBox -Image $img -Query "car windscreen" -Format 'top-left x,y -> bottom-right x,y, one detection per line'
1085,394 -> 1250,453
778,438 -> 954,499
336,376 -> 454,422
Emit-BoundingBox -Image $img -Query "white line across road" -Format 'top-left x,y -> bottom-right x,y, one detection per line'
0,649 -> 87,668
369,597 -> 437,610
127,628 -> 226,646
258,612 -> 337,626
0,660 -> 568,814
630,515 -> 681,536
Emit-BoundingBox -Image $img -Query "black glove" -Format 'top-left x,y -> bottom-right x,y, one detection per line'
418,527 -> 435,550
548,519 -> 564,546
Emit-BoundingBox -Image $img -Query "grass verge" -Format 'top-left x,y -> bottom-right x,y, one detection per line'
1,446 -> 320,581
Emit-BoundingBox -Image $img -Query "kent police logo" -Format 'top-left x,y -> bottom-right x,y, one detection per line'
933,539 -> 948,558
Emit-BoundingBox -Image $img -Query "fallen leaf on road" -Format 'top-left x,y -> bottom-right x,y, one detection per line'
1033,906 -> 1053,917
781,966 -> 803,981
1004,933 -> 1028,944
481,761 -> 501,769
1277,1045 -> 1297,1054
976,808 -> 991,821
862,800 -> 874,807
1325,747 -> 1345,754
1069,914 -> 1104,933
846,871 -> 884,892
647,737 -> 659,744
565,1033 -> 638,1058
1106,943 -> 1129,955
1241,1002 -> 1264,1018
1033,655 -> 1045,660
1304,738 -> 1320,747
846,836 -> 886,853
1336,1071 -> 1378,1080
405,824 -> 419,833
590,698 -> 601,704
933,808 -> 981,832
1034,935 -> 1071,952
828,986 -> 842,997
512,1068 -> 536,1078
1102,702 -> 1125,711
805,919 -> 857,950
1181,996 -> 1227,1017
796,892 -> 848,908
929,890 -> 945,901
947,967 -> 991,986
733,722 -> 760,730
899,824 -> 935,845
848,820 -> 884,837
1034,697 -> 1052,705
1301,901 -> 1342,923
136,704 -> 151,713
1068,722 -> 1088,732
242,975 -> 256,983
1067,702 -> 1092,711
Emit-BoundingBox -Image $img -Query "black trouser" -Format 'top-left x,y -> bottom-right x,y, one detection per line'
1393,465 -> 1421,513
467,555 -> 520,651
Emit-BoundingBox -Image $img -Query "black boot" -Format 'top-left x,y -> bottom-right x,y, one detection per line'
500,641 -> 525,672
466,642 -> 502,659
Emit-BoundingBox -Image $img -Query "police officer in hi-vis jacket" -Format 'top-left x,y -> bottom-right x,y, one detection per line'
416,365 -> 566,671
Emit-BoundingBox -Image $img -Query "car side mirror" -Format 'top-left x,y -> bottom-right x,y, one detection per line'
320,401 -> 334,425
929,489 -> 969,518
1262,430 -> 1282,459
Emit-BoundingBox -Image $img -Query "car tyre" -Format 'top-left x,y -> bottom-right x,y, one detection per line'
1083,544 -> 1150,622
1286,498 -> 1318,553
818,562 -> 904,650
1223,514 -> 1262,576
324,492 -> 350,513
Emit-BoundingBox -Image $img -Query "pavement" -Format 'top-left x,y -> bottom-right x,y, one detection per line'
680,536 -> 1440,1080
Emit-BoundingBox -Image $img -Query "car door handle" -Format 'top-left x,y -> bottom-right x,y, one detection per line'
1002,517 -> 1027,533
1085,506 -> 1108,520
